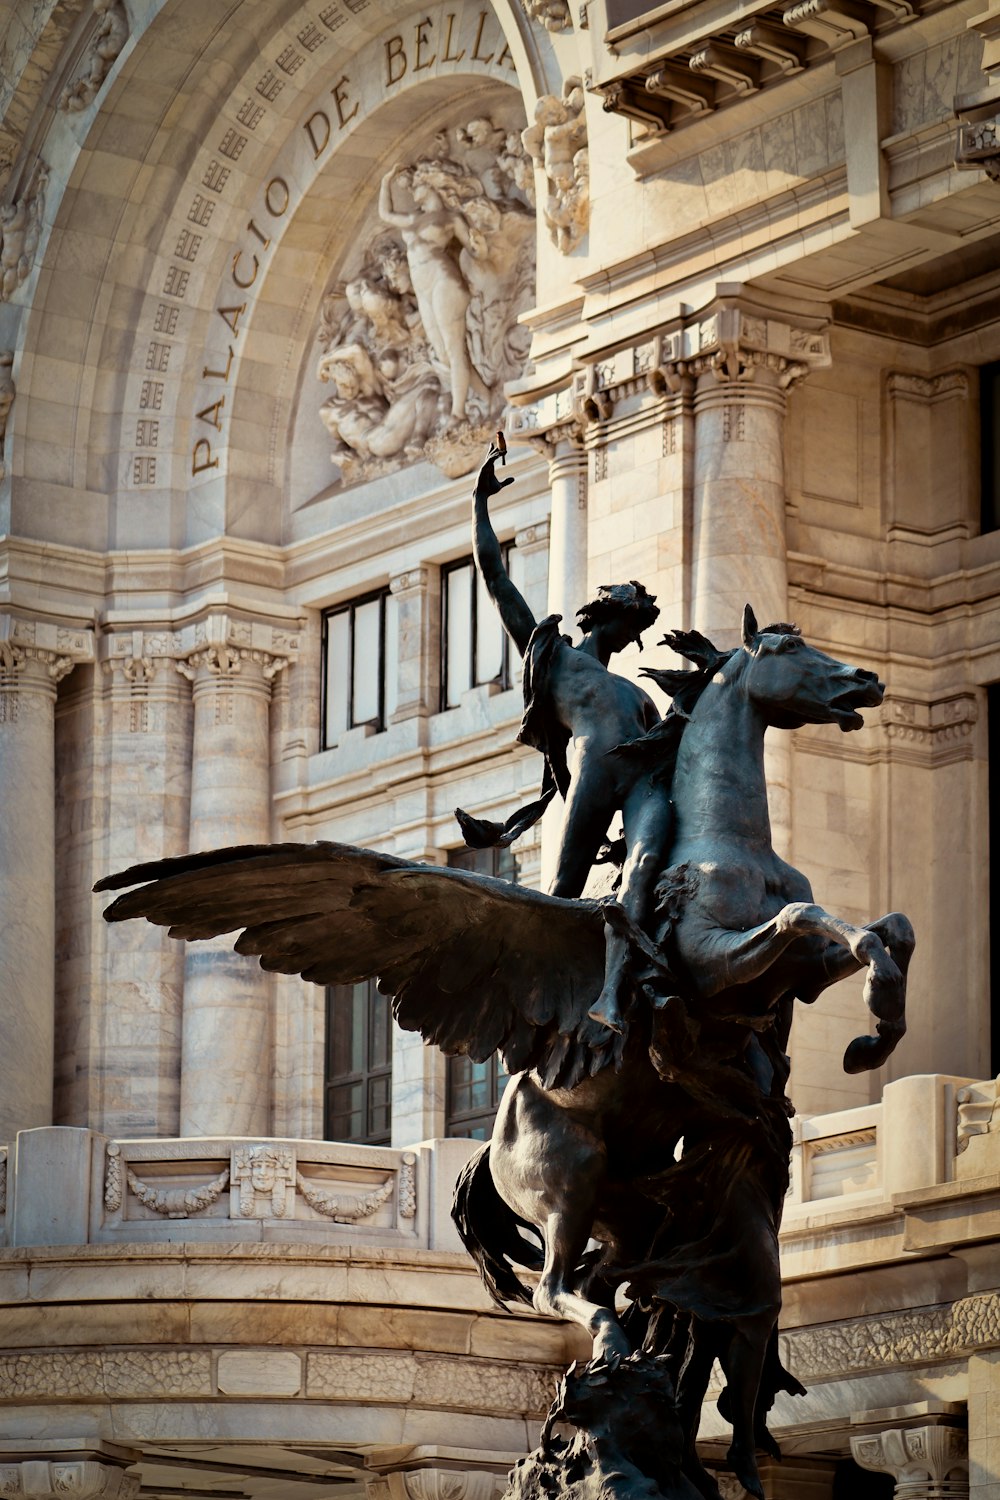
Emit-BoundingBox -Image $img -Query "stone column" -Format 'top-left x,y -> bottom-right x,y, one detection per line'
546,440 -> 588,626
99,630 -> 192,1136
177,614 -> 295,1138
390,566 -> 440,724
0,613 -> 92,1138
851,1425 -> 969,1499
687,299 -> 830,855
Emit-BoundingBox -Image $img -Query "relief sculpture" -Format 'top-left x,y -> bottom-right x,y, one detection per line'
316,118 -> 534,483
521,78 -> 588,253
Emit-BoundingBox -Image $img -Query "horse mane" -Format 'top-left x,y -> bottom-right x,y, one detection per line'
615,619 -> 802,797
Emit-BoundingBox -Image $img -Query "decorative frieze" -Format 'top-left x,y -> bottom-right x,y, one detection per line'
388,1472 -> 506,1500
516,306 -> 830,439
104,1142 -> 123,1212
0,167 -> 47,302
956,1077 -> 999,1153
881,694 -> 978,767
296,1170 -> 394,1221
125,1164 -> 230,1219
522,78 -> 589,252
0,1462 -> 139,1500
103,1139 -> 416,1228
956,111 -> 1000,180
58,0 -> 130,113
398,1151 -> 417,1218
233,1144 -> 296,1217
521,0 -> 571,32
0,351 -> 13,477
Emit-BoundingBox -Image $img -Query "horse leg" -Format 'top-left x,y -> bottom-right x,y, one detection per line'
717,1311 -> 776,1500
782,911 -> 914,1072
491,1075 -> 629,1363
535,1207 -> 631,1364
589,778 -> 674,1033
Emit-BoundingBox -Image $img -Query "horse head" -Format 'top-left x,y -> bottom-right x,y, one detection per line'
734,603 -> 883,732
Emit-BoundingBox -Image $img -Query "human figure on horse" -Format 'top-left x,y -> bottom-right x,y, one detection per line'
455,443 -> 672,1033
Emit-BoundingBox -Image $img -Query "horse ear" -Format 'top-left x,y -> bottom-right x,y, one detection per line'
741,603 -> 758,651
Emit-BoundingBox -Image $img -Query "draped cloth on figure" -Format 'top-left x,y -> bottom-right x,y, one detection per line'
455,614 -> 572,851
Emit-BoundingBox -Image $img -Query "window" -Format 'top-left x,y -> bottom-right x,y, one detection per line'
982,362 -> 1000,535
324,979 -> 392,1144
442,550 -> 515,708
446,1055 -> 510,1140
445,844 -> 516,1138
322,589 -> 397,745
991,685 -> 1000,1077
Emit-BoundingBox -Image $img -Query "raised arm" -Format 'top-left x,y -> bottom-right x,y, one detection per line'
378,167 -> 415,231
473,446 -> 536,657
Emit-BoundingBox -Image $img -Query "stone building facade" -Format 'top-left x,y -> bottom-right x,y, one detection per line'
0,0 -> 999,1497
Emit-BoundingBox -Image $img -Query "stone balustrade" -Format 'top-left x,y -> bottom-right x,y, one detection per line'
2,1073 -> 998,1264
3,1130 -> 479,1253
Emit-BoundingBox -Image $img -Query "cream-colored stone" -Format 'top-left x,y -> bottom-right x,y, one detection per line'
216,1350 -> 302,1396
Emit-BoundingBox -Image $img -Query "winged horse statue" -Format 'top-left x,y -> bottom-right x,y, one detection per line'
96,604 -> 911,1500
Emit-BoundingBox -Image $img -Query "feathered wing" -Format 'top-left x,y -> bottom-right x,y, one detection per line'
96,842 -> 618,1088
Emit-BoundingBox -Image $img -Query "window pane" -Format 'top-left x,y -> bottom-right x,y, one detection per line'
328,984 -> 355,1076
352,598 -> 382,726
446,564 -> 473,707
384,590 -> 398,722
476,568 -> 504,685
508,547 -> 531,664
367,1072 -> 391,1138
329,1081 -> 363,1140
369,987 -> 391,1069
324,611 -> 350,744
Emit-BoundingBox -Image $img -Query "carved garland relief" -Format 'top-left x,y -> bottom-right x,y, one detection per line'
315,115 -> 535,483
104,1142 -> 413,1224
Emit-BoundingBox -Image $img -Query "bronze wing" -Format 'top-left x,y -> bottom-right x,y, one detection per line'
96,842 -> 619,1088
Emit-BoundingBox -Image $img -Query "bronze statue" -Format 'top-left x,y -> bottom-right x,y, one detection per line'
456,445 -> 673,1031
95,460 -> 912,1500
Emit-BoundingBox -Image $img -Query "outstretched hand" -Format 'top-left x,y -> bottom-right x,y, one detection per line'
475,444 -> 515,500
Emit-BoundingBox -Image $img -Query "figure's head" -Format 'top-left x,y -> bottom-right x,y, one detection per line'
410,159 -> 480,212
576,581 -> 660,651
319,343 -> 375,400
379,241 -> 411,294
738,603 -> 883,731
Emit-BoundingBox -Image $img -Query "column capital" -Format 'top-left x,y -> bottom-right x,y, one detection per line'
366,1469 -> 509,1500
0,1461 -> 140,1500
515,517 -> 551,552
672,292 -> 830,392
0,611 -> 94,691
173,609 -> 301,688
850,1425 -> 969,1497
507,291 -> 830,439
390,566 -> 431,596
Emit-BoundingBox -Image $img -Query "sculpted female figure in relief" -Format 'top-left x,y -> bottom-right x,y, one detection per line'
377,159 -> 491,425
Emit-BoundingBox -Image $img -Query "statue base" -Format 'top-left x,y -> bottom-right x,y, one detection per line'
505,1352 -> 708,1500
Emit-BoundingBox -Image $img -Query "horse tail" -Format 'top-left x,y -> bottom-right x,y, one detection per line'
451,1142 -> 542,1310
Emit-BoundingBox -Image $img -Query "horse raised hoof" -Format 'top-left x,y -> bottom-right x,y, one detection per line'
843,1019 -> 905,1074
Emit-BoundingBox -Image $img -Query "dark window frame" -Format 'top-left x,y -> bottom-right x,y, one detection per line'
446,1054 -> 509,1140
440,548 -> 512,710
324,978 -> 393,1145
981,361 -> 1000,536
321,587 -> 391,747
444,844 -> 516,1138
